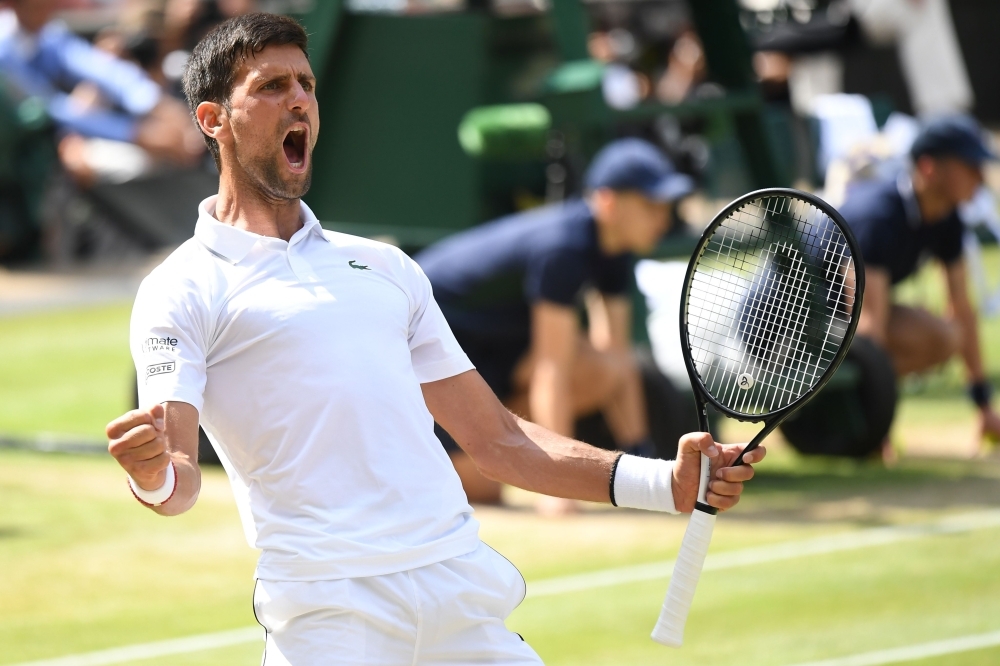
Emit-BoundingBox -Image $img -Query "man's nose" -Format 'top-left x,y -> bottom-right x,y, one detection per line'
288,82 -> 311,111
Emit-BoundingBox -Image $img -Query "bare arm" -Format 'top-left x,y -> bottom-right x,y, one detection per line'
527,301 -> 579,435
856,266 -> 892,345
106,402 -> 201,516
944,260 -> 987,382
942,260 -> 1000,441
422,370 -> 762,511
585,292 -> 632,352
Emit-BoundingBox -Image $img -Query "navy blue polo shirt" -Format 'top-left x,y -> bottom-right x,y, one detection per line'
415,198 -> 634,343
838,174 -> 964,285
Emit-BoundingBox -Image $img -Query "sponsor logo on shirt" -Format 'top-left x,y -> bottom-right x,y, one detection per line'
348,260 -> 370,270
142,336 -> 179,353
145,362 -> 176,382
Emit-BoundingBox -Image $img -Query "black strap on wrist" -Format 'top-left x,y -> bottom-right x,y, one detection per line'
970,380 -> 993,408
609,452 -> 626,507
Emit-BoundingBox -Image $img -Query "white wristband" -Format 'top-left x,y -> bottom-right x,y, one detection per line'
610,454 -> 679,514
128,461 -> 177,507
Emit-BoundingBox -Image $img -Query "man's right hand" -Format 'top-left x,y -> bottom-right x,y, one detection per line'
106,404 -> 169,491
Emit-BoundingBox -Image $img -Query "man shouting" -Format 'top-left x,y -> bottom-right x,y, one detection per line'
106,13 -> 764,665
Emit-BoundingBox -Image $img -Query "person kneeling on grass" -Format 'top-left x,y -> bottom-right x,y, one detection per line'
839,115 -> 1000,455
416,139 -> 693,512
106,13 -> 764,665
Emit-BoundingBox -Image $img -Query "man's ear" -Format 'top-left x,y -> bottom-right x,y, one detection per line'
914,154 -> 938,181
195,101 -> 229,143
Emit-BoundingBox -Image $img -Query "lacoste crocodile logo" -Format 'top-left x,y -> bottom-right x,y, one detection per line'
348,260 -> 370,270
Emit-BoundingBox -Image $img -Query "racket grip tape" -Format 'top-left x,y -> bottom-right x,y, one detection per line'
650,508 -> 717,647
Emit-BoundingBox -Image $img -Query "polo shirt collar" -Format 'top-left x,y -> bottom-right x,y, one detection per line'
194,195 -> 328,264
896,172 -> 922,229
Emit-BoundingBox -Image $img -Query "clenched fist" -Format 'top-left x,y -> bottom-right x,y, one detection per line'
107,404 -> 169,491
671,432 -> 766,513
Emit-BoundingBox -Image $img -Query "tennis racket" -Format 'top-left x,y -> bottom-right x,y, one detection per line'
651,188 -> 864,647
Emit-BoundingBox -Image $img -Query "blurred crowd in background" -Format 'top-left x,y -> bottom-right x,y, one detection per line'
1,0 -> 997,266
2,0 -> 999,477
0,0 -> 270,264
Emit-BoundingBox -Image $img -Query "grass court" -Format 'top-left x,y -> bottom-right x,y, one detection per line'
2,256 -> 1000,665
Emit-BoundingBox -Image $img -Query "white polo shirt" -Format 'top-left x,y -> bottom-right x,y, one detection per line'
131,196 -> 480,581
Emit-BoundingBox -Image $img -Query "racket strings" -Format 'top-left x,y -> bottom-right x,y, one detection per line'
739,243 -> 815,412
685,195 -> 857,417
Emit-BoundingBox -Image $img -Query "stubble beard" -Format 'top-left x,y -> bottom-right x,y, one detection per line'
234,139 -> 313,203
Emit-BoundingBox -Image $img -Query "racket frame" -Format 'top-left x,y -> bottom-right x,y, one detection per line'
678,188 -> 866,466
653,188 -> 865,648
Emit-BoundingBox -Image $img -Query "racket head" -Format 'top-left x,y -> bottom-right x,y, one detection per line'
679,188 -> 865,424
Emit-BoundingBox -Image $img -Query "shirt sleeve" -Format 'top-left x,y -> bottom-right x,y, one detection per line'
929,214 -> 964,265
47,94 -> 138,142
130,273 -> 209,413
401,252 -> 475,383
595,253 -> 635,295
839,197 -> 894,273
47,25 -> 162,117
524,247 -> 587,306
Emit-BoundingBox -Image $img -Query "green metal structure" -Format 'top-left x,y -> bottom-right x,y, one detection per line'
0,76 -> 54,262
290,0 -> 787,247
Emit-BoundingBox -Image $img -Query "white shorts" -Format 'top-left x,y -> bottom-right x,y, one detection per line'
253,542 -> 543,665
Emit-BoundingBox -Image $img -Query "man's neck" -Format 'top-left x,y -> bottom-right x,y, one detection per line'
214,169 -> 303,242
911,170 -> 954,224
586,198 -> 625,255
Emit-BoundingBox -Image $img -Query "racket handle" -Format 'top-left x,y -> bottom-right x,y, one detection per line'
651,507 -> 717,647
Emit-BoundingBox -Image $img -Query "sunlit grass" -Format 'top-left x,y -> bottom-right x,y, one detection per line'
1,448 -> 998,665
0,302 -> 134,439
2,249 -> 1000,664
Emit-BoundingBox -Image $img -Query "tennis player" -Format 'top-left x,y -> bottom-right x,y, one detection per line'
106,13 -> 764,664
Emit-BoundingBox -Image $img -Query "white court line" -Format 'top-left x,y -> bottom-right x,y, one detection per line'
785,629 -> 1000,666
527,508 -> 1000,597
8,628 -> 262,666
8,509 -> 1000,666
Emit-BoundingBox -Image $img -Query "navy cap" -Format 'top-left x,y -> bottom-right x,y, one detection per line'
585,138 -> 695,201
910,114 -> 997,166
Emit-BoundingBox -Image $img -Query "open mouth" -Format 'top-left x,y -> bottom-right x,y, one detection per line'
282,126 -> 308,172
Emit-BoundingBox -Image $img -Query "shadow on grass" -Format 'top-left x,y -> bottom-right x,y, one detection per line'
728,455 -> 1000,526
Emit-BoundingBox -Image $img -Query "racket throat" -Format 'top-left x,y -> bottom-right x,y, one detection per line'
734,420 -> 780,466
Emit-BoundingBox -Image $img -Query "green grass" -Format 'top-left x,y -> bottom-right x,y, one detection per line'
1,449 -> 999,665
0,450 -> 259,662
0,302 -> 134,438
890,249 -> 1000,453
3,251 -> 1000,664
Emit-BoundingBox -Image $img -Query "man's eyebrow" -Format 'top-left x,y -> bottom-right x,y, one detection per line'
249,71 -> 316,87
253,72 -> 291,85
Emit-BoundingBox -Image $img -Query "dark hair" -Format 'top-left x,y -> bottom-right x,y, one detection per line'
182,13 -> 309,168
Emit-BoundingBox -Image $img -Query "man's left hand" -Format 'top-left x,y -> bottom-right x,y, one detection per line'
978,407 -> 1000,447
671,432 -> 765,513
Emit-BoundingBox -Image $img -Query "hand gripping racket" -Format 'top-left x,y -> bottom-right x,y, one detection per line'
651,188 -> 865,647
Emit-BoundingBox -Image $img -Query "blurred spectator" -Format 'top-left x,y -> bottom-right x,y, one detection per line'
159,0 -> 257,74
586,1 -> 710,110
850,0 -> 973,116
745,0 -> 973,118
655,29 -> 706,105
0,0 -> 203,186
